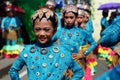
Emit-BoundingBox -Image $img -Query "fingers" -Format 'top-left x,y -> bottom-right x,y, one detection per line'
72,54 -> 77,59
117,52 -> 120,56
72,54 -> 81,59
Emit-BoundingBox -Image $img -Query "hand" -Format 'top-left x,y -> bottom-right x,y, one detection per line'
5,28 -> 9,32
72,51 -> 85,59
80,22 -> 85,29
114,47 -> 120,56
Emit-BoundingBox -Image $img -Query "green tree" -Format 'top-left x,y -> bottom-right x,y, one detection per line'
15,0 -> 47,41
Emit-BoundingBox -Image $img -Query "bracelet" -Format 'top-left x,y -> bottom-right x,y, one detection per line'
83,51 -> 88,56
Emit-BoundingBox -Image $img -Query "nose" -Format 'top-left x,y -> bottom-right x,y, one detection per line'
67,18 -> 71,22
39,30 -> 45,37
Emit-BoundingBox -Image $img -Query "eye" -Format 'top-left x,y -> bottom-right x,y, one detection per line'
70,16 -> 74,19
78,17 -> 83,19
44,28 -> 50,32
34,27 -> 41,32
65,16 -> 68,19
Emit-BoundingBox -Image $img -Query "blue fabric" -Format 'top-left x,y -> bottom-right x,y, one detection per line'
85,18 -> 94,34
14,16 -> 23,27
55,0 -> 63,8
1,16 -> 17,32
52,26 -> 97,55
100,15 -> 120,47
100,17 -> 109,30
56,12 -> 62,30
9,42 -> 84,80
96,65 -> 120,80
81,29 -> 97,55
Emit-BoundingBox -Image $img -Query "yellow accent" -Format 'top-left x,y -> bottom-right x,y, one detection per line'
98,47 -> 112,54
107,56 -> 113,62
79,44 -> 90,51
12,50 -> 20,54
87,61 -> 97,68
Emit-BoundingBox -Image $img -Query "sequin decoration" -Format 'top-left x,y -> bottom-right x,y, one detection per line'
76,32 -> 79,36
64,38 -> 67,40
52,46 -> 60,53
40,48 -> 48,55
68,33 -> 72,37
30,46 -> 36,53
60,54 -> 64,58
48,72 -> 51,77
62,32 -> 66,35
55,63 -> 58,68
30,65 -> 34,70
36,72 -> 40,76
48,55 -> 53,59
71,48 -> 74,51
42,63 -> 47,67
24,53 -> 28,58
34,56 -> 39,60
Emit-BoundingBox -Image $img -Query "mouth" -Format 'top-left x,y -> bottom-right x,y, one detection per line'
67,23 -> 72,26
38,37 -> 46,41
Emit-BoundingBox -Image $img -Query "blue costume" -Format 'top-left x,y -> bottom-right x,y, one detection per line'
1,16 -> 17,32
100,15 -> 120,48
56,12 -> 62,30
85,18 -> 94,34
80,28 -> 97,54
0,15 -> 21,58
100,17 -> 109,33
9,42 -> 84,80
96,65 -> 120,80
52,26 -> 97,56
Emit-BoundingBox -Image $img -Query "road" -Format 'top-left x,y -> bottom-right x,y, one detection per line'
0,65 -> 28,80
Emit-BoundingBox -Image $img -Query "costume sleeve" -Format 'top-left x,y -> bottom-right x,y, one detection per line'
10,18 -> 17,28
101,18 -> 109,29
84,33 -> 97,56
100,21 -> 120,47
70,59 -> 84,80
52,29 -> 61,42
1,18 -> 6,32
9,51 -> 25,80
85,18 -> 94,34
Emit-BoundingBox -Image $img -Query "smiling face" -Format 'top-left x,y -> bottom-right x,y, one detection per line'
64,12 -> 76,27
34,18 -> 54,44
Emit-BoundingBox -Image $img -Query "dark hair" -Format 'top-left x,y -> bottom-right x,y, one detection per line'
102,10 -> 108,17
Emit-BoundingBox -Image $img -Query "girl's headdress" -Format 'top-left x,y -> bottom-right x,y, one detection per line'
62,4 -> 78,14
32,8 -> 57,23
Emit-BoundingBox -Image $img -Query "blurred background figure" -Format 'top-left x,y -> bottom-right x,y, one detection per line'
45,0 -> 56,11
100,10 -> 109,34
76,3 -> 94,34
108,11 -> 117,25
0,1 -> 23,58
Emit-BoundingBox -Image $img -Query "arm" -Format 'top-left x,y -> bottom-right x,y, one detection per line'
84,34 -> 97,56
101,18 -> 109,29
100,22 -> 120,47
9,52 -> 25,80
1,18 -> 6,32
70,59 -> 84,80
10,18 -> 17,29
